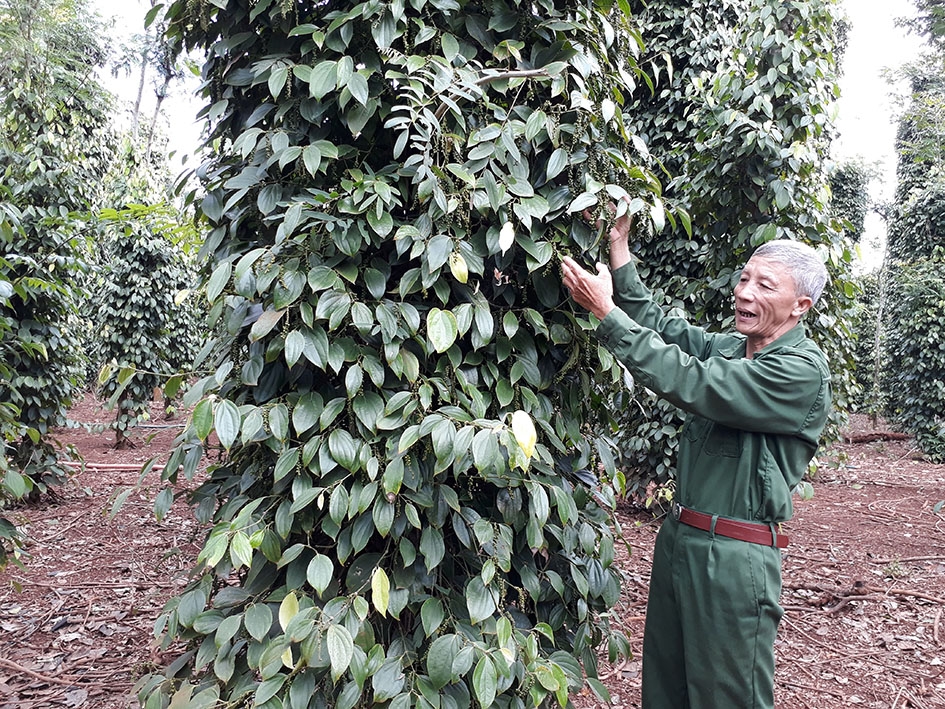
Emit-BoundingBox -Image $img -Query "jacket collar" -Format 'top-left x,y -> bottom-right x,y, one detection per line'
718,322 -> 808,360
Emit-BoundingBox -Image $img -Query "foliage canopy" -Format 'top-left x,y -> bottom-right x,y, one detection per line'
139,0 -> 667,705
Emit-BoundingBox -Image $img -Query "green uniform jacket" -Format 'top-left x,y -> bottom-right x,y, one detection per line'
596,260 -> 831,523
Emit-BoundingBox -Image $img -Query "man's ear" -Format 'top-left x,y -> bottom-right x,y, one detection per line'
793,296 -> 813,317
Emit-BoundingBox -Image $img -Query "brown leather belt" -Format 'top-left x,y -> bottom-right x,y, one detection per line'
672,503 -> 789,549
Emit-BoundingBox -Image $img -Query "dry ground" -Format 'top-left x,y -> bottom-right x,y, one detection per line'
1,400 -> 943,708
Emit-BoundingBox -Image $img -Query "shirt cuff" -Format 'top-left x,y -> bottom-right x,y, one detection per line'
611,260 -> 646,300
596,306 -> 658,392
597,305 -> 638,347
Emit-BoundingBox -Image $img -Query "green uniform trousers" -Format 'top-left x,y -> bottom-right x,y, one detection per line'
642,515 -> 784,709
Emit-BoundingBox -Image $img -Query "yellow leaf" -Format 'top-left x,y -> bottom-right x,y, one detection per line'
97,362 -> 114,386
449,252 -> 469,283
511,410 -> 537,459
281,647 -> 295,669
279,592 -> 299,631
372,567 -> 390,617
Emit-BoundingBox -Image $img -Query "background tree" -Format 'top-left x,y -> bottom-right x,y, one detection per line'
137,0 -> 666,705
829,161 -> 871,244
901,0 -> 945,51
110,16 -> 193,162
880,18 -> 945,459
886,61 -> 945,261
0,202 -> 31,567
688,0 -> 859,440
86,101 -> 206,444
95,209 -> 201,447
881,250 -> 945,460
825,160 -> 878,415
850,269 -> 885,420
609,0 -> 857,494
0,0 -> 115,492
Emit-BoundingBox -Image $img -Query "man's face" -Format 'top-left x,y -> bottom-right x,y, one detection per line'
733,256 -> 811,348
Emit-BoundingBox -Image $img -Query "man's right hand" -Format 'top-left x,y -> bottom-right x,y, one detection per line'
560,257 -> 616,321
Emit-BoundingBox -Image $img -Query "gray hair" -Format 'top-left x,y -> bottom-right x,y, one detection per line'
751,240 -> 829,305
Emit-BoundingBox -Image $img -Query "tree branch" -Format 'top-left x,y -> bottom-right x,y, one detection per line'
434,69 -> 550,121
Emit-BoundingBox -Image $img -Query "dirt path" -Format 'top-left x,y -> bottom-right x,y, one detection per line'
1,402 -> 943,708
0,396 -> 199,709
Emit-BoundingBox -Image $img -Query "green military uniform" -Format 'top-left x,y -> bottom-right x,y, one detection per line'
595,260 -> 831,709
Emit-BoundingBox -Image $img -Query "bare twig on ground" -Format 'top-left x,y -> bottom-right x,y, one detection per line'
785,582 -> 945,611
844,432 -> 911,444
34,512 -> 101,541
63,461 -> 166,474
598,659 -> 631,681
781,624 -> 941,683
781,616 -> 836,652
0,656 -> 105,688
900,689 -> 930,709
864,510 -> 903,524
11,578 -> 174,590
870,555 -> 945,564
872,586 -> 945,605
804,651 -> 888,667
788,657 -> 819,682
824,596 -> 857,614
81,597 -> 93,628
776,679 -> 847,699
782,552 -> 842,565
783,581 -> 845,594
892,686 -> 905,708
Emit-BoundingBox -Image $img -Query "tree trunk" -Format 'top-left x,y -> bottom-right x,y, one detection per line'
131,47 -> 148,138
144,76 -> 170,164
871,255 -> 889,428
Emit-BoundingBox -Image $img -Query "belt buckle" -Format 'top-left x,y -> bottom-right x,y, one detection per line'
672,503 -> 682,520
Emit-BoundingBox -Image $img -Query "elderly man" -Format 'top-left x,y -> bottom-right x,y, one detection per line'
560,212 -> 831,709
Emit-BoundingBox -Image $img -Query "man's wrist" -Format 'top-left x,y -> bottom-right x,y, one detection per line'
593,302 -> 616,321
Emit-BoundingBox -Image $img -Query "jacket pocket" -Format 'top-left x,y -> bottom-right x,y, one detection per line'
703,421 -> 741,458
